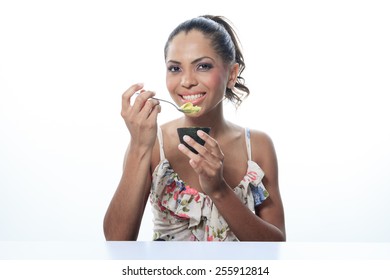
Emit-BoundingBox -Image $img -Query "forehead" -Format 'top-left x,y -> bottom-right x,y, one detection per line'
166,30 -> 219,62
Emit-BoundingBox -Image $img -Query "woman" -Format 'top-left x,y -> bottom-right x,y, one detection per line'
104,15 -> 286,241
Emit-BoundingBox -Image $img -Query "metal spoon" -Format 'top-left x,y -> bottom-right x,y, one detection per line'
150,96 -> 187,113
136,92 -> 187,113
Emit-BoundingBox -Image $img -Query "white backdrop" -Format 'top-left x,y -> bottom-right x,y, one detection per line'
1,0 -> 389,242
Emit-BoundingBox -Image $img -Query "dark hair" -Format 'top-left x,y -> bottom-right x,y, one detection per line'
164,15 -> 249,107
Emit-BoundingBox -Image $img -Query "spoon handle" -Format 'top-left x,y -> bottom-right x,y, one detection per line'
135,92 -> 184,112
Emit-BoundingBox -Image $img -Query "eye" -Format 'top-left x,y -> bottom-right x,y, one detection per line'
197,63 -> 213,71
167,65 -> 181,73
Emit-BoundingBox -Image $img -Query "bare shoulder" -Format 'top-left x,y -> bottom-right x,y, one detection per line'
249,129 -> 278,172
249,129 -> 276,152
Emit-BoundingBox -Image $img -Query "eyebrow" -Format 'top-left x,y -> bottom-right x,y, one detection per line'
166,56 -> 215,65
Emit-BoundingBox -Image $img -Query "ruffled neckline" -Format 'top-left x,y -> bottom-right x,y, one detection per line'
153,158 -> 260,191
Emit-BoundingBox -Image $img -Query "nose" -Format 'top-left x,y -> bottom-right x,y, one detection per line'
180,71 -> 197,88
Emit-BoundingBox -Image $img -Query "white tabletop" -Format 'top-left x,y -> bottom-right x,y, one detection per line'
1,242 -> 389,260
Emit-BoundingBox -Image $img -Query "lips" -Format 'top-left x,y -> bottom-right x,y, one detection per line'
179,93 -> 206,105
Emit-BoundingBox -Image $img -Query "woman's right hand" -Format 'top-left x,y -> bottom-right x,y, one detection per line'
121,83 -> 161,150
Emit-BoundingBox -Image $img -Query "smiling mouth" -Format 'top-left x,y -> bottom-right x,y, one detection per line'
179,93 -> 206,103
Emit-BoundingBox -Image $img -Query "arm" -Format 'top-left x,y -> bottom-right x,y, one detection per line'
103,83 -> 160,241
178,130 -> 286,241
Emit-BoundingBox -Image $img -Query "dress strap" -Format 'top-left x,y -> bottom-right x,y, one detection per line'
245,127 -> 252,161
157,126 -> 166,160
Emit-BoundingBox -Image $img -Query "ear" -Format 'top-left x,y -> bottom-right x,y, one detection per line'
227,63 -> 239,89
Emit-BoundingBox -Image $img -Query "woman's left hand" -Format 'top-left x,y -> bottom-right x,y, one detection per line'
178,130 -> 228,196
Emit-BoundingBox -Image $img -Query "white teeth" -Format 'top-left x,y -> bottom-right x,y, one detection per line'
182,94 -> 204,101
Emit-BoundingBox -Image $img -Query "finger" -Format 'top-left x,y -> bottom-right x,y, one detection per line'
121,83 -> 144,113
182,135 -> 211,160
178,143 -> 201,161
180,132 -> 224,164
178,143 -> 218,178
132,90 -> 156,113
144,101 -> 161,121
197,130 -> 224,160
180,135 -> 223,176
138,98 -> 160,120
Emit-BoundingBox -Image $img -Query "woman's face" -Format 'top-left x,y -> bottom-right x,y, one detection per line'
165,30 -> 236,115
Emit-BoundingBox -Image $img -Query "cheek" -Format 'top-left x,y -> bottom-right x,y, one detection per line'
166,74 -> 178,94
204,71 -> 228,91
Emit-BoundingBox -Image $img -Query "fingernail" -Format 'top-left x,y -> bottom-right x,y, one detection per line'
197,130 -> 204,136
183,135 -> 191,142
178,143 -> 185,150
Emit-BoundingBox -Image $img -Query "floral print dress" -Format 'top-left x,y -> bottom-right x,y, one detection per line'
149,127 -> 269,241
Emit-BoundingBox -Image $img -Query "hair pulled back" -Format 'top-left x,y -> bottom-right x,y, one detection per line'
164,15 -> 249,107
